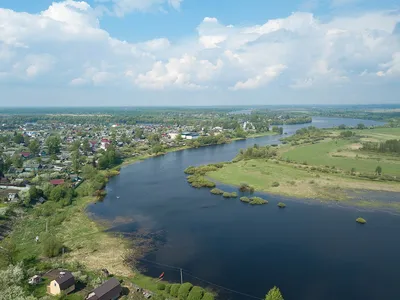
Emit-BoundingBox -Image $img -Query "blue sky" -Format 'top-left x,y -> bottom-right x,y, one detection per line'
0,0 -> 399,106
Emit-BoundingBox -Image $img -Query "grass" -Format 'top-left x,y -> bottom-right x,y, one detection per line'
8,191 -> 133,277
282,138 -> 400,176
208,159 -> 400,201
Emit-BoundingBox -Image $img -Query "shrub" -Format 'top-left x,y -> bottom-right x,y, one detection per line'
187,286 -> 205,300
239,183 -> 255,193
249,197 -> 268,205
170,284 -> 181,297
309,180 -> 315,184
210,188 -> 224,195
271,182 -> 280,187
240,197 -> 250,203
222,192 -> 237,198
178,282 -> 193,300
184,166 -> 196,174
202,292 -> 215,300
165,284 -> 171,293
187,176 -> 216,188
42,234 -> 62,258
356,217 -> 367,224
157,283 -> 166,290
277,202 -> 286,208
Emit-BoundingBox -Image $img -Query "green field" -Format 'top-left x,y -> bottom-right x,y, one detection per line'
208,159 -> 400,201
281,128 -> 400,176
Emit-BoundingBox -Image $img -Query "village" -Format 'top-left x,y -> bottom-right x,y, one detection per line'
0,118 -> 262,300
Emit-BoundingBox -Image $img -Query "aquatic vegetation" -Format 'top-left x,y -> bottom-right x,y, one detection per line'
356,217 -> 367,224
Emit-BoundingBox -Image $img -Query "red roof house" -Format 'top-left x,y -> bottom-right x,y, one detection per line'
50,179 -> 65,186
21,152 -> 31,159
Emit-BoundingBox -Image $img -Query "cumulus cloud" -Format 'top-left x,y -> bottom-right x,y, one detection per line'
0,1 -> 399,94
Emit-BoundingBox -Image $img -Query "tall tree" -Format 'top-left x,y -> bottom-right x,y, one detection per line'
46,135 -> 61,154
28,139 -> 40,156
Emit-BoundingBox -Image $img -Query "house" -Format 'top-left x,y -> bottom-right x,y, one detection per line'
50,179 -> 65,186
89,141 -> 97,151
28,275 -> 42,285
53,165 -> 65,172
38,197 -> 46,204
21,152 -> 31,159
100,139 -> 111,150
47,271 -> 75,296
7,193 -> 19,202
142,290 -> 154,299
181,132 -> 199,140
85,277 -> 122,300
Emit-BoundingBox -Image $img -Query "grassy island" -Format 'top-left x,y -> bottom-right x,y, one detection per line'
356,217 -> 367,224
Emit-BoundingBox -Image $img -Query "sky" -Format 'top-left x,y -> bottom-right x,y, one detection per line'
0,0 -> 399,106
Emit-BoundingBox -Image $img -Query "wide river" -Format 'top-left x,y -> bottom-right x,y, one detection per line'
88,117 -> 400,300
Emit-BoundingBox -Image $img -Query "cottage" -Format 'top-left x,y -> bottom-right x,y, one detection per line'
100,139 -> 111,150
132,284 -> 141,293
21,152 -> 31,159
50,179 -> 65,186
47,271 -> 75,296
86,277 -> 122,300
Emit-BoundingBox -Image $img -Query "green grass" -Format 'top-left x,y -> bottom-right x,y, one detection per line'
282,139 -> 400,176
208,159 -> 400,201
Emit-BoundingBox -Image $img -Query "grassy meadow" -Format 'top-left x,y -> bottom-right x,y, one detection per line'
208,159 -> 400,201
281,128 -> 400,176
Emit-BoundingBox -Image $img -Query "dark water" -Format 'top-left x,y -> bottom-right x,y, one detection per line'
88,117 -> 400,300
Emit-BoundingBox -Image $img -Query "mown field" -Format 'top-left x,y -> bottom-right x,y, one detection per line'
281,128 -> 400,176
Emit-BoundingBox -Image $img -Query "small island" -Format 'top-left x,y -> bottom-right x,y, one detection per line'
278,202 -> 287,208
356,217 -> 367,224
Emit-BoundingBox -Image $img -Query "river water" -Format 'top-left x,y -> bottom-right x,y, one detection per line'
88,117 -> 400,300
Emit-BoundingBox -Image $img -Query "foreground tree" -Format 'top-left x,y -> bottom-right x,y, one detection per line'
265,286 -> 284,300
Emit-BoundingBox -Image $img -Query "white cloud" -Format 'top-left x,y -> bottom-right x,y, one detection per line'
0,1 -> 399,95
232,64 -> 286,90
98,0 -> 183,17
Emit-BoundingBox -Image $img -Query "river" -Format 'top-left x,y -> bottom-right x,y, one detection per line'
88,117 -> 400,300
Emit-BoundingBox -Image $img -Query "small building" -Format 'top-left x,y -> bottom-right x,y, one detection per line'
132,284 -> 141,293
86,277 -> 122,300
100,139 -> 111,150
50,179 -> 65,186
143,289 -> 154,299
21,152 -> 31,159
38,197 -> 46,204
47,271 -> 75,296
7,193 -> 19,202
28,275 -> 42,285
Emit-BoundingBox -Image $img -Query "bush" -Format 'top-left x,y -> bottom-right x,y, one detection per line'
356,217 -> 367,224
222,192 -> 237,198
277,202 -> 286,208
187,286 -> 205,300
240,197 -> 250,203
178,282 -> 193,300
184,166 -> 197,175
271,182 -> 280,187
187,176 -> 216,188
202,292 -> 215,300
157,283 -> 166,290
239,183 -> 255,193
249,197 -> 268,205
42,234 -> 62,258
170,284 -> 181,297
210,188 -> 224,195
165,284 -> 171,293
